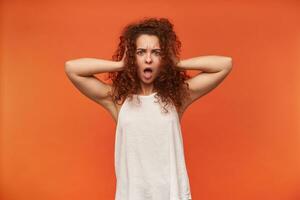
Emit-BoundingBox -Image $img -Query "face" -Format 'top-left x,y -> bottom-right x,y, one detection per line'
135,34 -> 162,84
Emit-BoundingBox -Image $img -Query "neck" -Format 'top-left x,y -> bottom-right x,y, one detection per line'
137,89 -> 156,95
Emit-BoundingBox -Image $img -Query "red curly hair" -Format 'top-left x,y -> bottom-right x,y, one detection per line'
106,17 -> 191,113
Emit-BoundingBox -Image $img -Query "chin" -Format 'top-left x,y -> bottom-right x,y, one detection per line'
139,76 -> 154,83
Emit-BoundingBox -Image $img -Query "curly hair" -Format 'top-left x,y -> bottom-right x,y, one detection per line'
106,17 -> 191,113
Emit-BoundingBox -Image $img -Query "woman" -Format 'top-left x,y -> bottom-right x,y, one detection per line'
65,17 -> 232,200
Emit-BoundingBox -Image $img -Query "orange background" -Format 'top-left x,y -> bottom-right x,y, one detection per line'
1,0 -> 300,200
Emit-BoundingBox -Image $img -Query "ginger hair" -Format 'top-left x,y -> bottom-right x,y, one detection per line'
106,17 -> 191,113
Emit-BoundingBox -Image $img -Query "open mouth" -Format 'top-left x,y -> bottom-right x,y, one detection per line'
144,67 -> 153,73
143,67 -> 153,79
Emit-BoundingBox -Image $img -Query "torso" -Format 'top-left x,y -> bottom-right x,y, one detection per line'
110,99 -> 184,124
113,92 -> 192,200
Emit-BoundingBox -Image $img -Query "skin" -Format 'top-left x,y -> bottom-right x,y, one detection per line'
65,34 -> 233,124
135,34 -> 162,95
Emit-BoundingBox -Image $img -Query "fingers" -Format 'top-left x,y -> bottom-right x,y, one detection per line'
121,46 -> 127,62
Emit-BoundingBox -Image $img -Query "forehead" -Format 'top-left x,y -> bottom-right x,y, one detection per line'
136,34 -> 160,48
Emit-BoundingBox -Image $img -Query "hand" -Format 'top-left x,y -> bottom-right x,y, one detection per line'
173,56 -> 180,66
119,46 -> 127,69
170,50 -> 179,66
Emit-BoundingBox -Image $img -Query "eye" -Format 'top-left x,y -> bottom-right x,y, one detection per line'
154,51 -> 161,56
136,51 -> 143,55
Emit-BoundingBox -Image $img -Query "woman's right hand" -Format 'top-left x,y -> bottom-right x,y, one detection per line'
119,46 -> 127,69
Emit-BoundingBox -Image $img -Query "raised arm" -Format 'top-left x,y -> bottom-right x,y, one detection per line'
176,55 -> 233,111
64,57 -> 124,108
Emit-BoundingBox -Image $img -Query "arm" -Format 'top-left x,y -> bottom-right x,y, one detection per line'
64,58 -> 124,107
176,55 -> 233,110
177,55 -> 232,72
65,58 -> 123,76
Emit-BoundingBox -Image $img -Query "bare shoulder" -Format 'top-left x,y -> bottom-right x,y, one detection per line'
175,93 -> 190,122
175,106 -> 184,122
178,68 -> 232,116
64,68 -> 123,123
95,84 -> 122,124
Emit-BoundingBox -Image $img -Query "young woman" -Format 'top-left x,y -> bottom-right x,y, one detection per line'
65,17 -> 233,200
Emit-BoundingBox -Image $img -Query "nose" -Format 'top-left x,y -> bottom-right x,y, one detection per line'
145,53 -> 152,64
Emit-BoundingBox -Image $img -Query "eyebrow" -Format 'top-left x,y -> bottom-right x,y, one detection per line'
136,48 -> 161,51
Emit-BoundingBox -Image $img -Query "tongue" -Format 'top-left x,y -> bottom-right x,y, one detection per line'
144,71 -> 152,79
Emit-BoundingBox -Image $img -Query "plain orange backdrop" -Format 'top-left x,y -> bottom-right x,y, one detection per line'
1,0 -> 300,200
